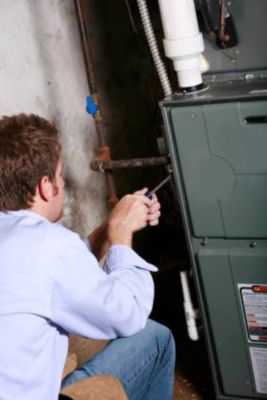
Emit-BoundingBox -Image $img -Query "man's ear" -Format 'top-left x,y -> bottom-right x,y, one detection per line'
38,176 -> 55,202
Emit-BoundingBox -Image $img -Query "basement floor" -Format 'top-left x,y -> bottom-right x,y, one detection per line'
172,349 -> 215,400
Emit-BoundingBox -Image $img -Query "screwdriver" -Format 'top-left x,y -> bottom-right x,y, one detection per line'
145,175 -> 172,199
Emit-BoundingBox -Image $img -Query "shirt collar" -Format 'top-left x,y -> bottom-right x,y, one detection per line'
0,209 -> 48,222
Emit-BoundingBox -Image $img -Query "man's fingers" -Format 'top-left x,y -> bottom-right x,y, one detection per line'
148,209 -> 161,226
114,191 -> 161,231
147,209 -> 161,220
148,201 -> 161,215
134,188 -> 148,196
149,219 -> 159,226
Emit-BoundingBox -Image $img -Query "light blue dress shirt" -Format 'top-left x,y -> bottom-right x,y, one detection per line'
0,210 -> 157,400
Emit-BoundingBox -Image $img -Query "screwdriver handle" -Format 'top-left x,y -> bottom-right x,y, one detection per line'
145,191 -> 153,200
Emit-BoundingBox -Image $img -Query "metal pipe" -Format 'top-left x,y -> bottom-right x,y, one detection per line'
91,156 -> 169,172
74,0 -> 118,207
137,0 -> 172,97
74,0 -> 96,95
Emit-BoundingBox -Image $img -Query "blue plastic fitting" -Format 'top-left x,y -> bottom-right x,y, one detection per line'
86,95 -> 98,116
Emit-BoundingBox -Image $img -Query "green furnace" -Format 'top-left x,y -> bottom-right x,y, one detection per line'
161,78 -> 267,399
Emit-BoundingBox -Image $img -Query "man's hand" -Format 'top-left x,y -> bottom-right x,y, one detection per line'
134,188 -> 161,227
108,188 -> 161,247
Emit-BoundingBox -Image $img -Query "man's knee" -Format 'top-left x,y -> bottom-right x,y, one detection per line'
144,320 -> 175,355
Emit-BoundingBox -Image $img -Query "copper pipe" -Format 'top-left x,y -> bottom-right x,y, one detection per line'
74,0 -> 96,94
74,0 -> 118,207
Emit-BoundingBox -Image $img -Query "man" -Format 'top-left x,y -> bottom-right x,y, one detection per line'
0,114 -> 175,400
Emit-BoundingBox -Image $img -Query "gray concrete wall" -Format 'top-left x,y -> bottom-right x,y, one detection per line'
0,0 -> 107,236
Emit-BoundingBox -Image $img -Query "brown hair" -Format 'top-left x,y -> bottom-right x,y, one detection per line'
0,114 -> 61,211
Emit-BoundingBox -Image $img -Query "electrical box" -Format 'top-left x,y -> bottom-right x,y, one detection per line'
161,78 -> 267,399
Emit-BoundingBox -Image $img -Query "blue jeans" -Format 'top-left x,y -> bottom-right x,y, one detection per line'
61,320 -> 175,400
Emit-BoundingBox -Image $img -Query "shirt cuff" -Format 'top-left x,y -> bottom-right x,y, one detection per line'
104,244 -> 158,274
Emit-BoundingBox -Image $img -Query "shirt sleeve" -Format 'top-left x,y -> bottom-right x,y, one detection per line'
50,232 -> 157,340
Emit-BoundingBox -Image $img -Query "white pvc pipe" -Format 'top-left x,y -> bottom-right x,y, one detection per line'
157,0 -> 205,90
180,271 -> 199,341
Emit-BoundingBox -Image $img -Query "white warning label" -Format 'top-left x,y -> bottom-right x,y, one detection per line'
240,285 -> 267,342
249,347 -> 267,394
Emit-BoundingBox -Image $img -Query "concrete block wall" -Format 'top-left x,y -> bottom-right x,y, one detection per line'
0,0 -> 107,236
